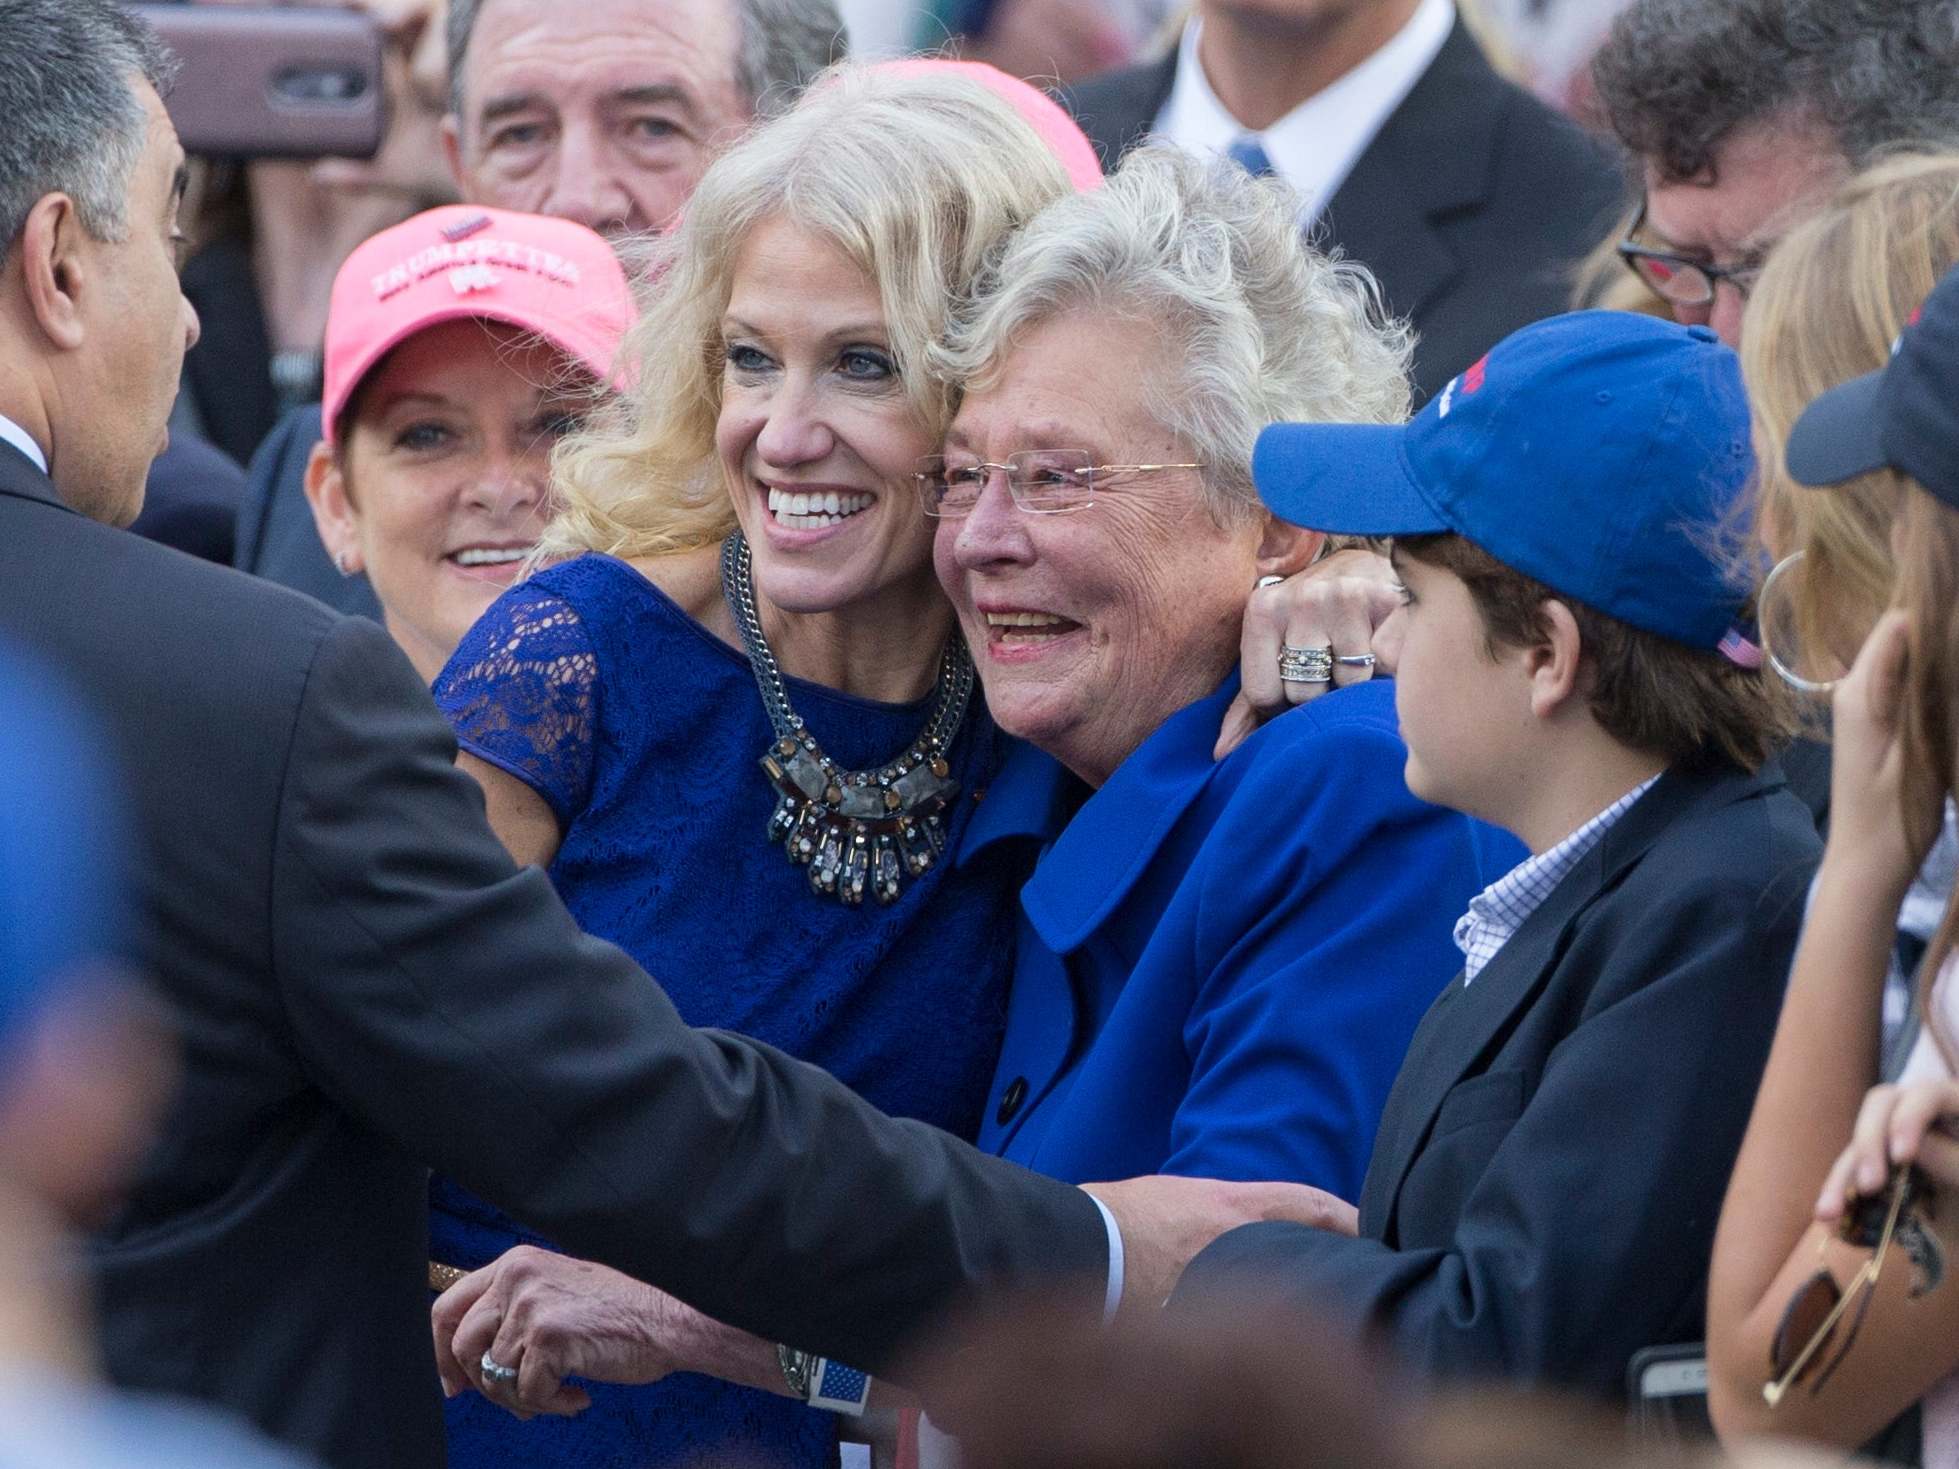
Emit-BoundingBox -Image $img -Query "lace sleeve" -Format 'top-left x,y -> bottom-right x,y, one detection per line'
433,583 -> 600,828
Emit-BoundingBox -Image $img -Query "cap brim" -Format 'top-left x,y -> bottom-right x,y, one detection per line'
1786,368 -> 1888,487
1253,422 -> 1449,536
324,303 -> 620,449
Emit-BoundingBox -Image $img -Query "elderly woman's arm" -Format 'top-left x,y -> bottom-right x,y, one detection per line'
1171,710 -> 1483,1199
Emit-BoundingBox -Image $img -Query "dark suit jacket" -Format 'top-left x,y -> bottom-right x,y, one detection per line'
232,404 -> 383,619
131,429 -> 247,566
1176,761 -> 1820,1401
1064,22 -> 1623,403
0,443 -> 1104,1467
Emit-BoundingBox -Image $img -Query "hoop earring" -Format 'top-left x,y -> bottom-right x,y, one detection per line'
1758,552 -> 1839,696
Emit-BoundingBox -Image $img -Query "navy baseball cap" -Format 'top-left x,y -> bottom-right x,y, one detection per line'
1253,311 -> 1754,650
1787,260 -> 1959,506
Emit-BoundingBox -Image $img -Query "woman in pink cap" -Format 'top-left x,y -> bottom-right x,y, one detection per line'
411,61 -> 1100,1469
301,205 -> 633,682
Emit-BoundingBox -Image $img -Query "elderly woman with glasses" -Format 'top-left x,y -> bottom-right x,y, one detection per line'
924,144 -> 1515,1192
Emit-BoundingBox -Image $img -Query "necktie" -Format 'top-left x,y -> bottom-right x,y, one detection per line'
1227,134 -> 1275,178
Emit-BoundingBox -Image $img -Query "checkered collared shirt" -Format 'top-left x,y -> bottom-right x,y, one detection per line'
1455,776 -> 1661,984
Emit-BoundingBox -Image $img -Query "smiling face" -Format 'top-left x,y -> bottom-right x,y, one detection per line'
937,310 -> 1264,785
449,0 -> 749,238
305,319 -> 594,680
715,216 -> 943,619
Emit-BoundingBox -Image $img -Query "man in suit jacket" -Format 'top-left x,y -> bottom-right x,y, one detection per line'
1183,314 -> 1822,1399
0,7 -> 1330,1464
1063,0 -> 1621,402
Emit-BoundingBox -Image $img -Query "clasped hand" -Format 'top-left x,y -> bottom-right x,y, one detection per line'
431,1246 -> 686,1419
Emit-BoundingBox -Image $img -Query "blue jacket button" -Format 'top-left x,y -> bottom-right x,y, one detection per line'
996,1076 -> 1028,1125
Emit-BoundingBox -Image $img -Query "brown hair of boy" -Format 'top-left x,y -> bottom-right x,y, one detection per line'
1397,533 -> 1792,774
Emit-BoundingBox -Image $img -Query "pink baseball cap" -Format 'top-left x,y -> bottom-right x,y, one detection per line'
874,59 -> 1104,192
321,205 -> 636,449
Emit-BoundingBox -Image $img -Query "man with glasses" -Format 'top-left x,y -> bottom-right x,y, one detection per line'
1593,0 -> 1959,348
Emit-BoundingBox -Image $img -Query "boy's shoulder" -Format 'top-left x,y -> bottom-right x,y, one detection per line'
1578,763 -> 1821,954
1625,763 -> 1819,889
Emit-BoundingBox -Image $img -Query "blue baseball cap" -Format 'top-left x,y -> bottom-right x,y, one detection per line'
1786,260 -> 1959,507
1253,311 -> 1755,650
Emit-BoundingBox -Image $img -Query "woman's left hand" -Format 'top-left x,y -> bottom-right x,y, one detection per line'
1219,550 -> 1399,759
1816,1079 -> 1959,1225
432,1246 -> 683,1419
1823,611 -> 1940,904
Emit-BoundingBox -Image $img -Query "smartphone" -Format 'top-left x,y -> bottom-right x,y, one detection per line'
133,4 -> 386,160
1626,1343 -> 1712,1445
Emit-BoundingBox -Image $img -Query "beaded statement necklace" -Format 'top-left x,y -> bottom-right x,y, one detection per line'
720,533 -> 975,907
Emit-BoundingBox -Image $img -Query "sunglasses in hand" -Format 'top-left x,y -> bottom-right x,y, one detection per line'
1765,1166 -> 1943,1407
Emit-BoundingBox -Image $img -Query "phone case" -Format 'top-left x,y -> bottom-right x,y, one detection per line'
132,4 -> 385,160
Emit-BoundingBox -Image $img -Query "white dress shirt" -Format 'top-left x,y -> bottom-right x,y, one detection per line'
1153,0 -> 1456,223
0,411 -> 49,475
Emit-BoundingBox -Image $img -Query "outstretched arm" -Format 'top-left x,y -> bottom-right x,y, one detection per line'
1707,613 -> 1958,1447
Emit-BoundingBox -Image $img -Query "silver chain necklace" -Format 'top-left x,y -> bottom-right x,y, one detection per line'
721,532 -> 975,907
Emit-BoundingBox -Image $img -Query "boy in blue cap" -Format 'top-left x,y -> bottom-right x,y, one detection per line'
1176,312 -> 1821,1402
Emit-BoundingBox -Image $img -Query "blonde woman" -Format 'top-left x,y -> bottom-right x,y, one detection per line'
420,61 -> 1097,1469
1703,152 -> 1959,1460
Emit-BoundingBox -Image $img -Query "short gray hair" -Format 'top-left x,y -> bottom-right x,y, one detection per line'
0,0 -> 176,250
1593,0 -> 1959,182
446,0 -> 847,122
935,146 -> 1412,519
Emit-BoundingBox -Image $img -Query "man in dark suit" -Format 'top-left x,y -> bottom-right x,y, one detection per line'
1063,0 -> 1621,402
1181,314 -> 1821,1399
0,7 -> 1332,1464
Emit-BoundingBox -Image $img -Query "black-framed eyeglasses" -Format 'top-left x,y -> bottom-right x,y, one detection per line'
1764,1165 -> 1933,1406
913,450 -> 1203,519
1616,201 -> 1764,310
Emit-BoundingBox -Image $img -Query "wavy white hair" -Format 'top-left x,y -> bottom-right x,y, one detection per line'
933,145 -> 1413,519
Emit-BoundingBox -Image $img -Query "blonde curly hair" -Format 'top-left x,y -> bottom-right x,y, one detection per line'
541,63 -> 1076,561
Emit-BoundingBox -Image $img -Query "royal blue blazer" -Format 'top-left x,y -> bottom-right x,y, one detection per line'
962,676 -> 1521,1202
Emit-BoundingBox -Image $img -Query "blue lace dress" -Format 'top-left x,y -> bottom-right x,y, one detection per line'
429,552 -> 1016,1469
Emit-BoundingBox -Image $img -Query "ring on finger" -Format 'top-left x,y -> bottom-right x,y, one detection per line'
1334,653 -> 1378,669
1278,644 -> 1333,684
481,1352 -> 520,1387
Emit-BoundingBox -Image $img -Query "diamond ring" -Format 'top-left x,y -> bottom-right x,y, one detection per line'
481,1352 -> 520,1387
1278,644 -> 1333,684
